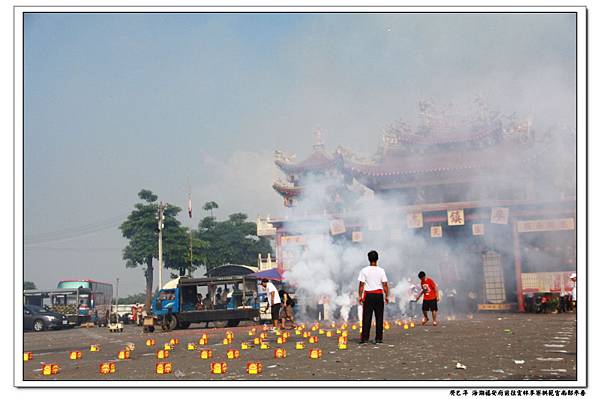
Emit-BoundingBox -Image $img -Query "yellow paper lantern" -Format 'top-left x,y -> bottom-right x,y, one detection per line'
403,324 -> 409,330
309,336 -> 319,344
156,349 -> 169,359
253,337 -> 262,345
211,362 -> 228,374
199,349 -> 213,359
198,337 -> 208,345
117,350 -> 130,360
146,339 -> 155,347
241,342 -> 252,350
308,348 -> 322,359
246,362 -> 262,375
99,362 -> 116,374
155,362 -> 172,374
169,338 -> 179,345
222,337 -> 232,345
260,342 -> 270,350
326,331 -> 333,337
23,352 -> 33,361
276,336 -> 286,344
90,345 -> 100,352
338,342 -> 347,350
274,348 -> 287,358
187,343 -> 197,351
295,342 -> 306,350
41,364 -> 59,375
69,351 -> 82,360
163,343 -> 173,351
226,349 -> 240,359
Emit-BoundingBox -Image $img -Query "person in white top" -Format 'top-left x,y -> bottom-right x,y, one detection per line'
569,273 -> 577,309
357,250 -> 389,344
261,279 -> 282,330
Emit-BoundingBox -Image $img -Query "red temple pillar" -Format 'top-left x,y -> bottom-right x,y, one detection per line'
512,222 -> 525,312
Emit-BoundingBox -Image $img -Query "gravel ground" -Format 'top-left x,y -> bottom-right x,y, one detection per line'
22,312 -> 576,382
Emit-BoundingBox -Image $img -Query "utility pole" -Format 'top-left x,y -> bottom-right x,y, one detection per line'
157,202 -> 166,289
188,186 -> 193,276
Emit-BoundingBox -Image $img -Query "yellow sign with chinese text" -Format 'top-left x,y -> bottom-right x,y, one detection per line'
447,209 -> 465,226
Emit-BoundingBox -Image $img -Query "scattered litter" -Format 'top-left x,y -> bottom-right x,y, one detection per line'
329,351 -> 336,354
537,357 -> 564,362
267,365 -> 277,369
503,329 -> 513,334
388,345 -> 395,348
544,344 -> 565,348
492,369 -> 505,373
455,362 -> 467,370
174,370 -> 186,378
541,369 -> 567,373
514,360 -> 525,365
497,318 -> 503,320
546,350 -> 568,353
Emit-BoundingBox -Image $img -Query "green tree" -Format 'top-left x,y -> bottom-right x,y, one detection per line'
120,189 -> 206,309
24,281 -> 37,290
116,293 -> 146,305
202,201 -> 219,217
195,212 -> 272,272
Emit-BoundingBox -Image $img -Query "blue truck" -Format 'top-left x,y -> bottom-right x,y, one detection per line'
149,275 -> 262,332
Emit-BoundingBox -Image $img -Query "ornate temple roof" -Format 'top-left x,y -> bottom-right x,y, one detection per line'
274,148 -> 336,174
342,139 -> 545,188
274,129 -> 338,175
272,180 -> 304,197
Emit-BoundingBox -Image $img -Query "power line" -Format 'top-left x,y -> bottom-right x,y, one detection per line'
24,246 -> 122,252
24,213 -> 129,245
25,213 -> 128,241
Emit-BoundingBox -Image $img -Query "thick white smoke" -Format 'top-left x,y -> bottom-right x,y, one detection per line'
279,100 -> 574,322
282,173 -> 435,322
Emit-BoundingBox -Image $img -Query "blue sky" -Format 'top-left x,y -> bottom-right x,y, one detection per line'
23,12 -> 575,295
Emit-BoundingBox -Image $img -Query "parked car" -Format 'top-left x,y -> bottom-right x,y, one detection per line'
24,305 -> 68,332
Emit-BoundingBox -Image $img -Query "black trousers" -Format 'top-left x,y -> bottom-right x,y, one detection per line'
361,293 -> 384,342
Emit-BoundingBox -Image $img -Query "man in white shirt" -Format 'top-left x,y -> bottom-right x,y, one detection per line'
261,279 -> 282,330
357,250 -> 389,344
569,273 -> 577,309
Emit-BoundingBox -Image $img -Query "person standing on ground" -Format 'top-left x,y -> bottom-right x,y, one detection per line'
569,273 -> 577,310
357,250 -> 389,344
416,271 -> 439,326
261,279 -> 282,330
279,288 -> 296,329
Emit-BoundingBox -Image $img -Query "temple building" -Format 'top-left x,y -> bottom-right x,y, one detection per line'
259,101 -> 576,312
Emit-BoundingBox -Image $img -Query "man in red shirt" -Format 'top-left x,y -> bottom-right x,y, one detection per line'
415,271 -> 439,326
